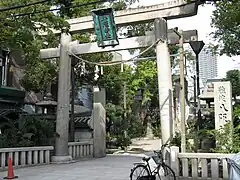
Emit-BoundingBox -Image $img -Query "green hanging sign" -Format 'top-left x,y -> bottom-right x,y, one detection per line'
92,8 -> 119,48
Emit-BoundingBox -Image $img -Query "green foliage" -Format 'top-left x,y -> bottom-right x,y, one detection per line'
106,103 -> 124,134
233,105 -> 240,127
98,64 -> 130,105
0,0 -> 67,92
106,103 -> 145,148
127,114 -> 146,138
225,69 -> 240,99
207,122 -> 240,154
191,105 -> 240,153
114,135 -> 131,149
209,123 -> 231,153
152,123 -> 161,138
23,60 -> 57,93
0,116 -> 55,148
211,0 -> 240,56
169,131 -> 197,153
200,108 -> 215,130
105,103 -> 126,148
170,132 -> 181,147
131,60 -> 158,105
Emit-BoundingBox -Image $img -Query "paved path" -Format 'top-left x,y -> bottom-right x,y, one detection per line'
0,155 -> 141,180
130,138 -> 162,152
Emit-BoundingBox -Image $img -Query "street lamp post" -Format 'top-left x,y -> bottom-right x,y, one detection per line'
191,75 -> 197,118
189,41 -> 205,132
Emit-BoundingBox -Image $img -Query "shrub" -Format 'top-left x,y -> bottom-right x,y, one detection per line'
127,114 -> 146,138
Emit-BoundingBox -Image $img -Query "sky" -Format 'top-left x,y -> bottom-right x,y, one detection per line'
118,0 -> 240,78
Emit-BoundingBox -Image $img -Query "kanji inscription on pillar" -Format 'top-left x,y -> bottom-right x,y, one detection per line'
214,81 -> 232,130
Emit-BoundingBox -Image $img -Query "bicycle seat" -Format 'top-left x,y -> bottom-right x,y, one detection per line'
142,157 -> 151,162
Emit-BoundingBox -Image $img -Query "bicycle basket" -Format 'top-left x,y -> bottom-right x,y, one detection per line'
152,154 -> 163,164
138,175 -> 156,180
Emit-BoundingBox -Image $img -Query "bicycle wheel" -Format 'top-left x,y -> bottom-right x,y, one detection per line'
130,164 -> 152,180
157,164 -> 176,180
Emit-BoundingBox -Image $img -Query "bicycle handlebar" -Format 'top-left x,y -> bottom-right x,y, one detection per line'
162,143 -> 168,148
153,144 -> 168,155
160,143 -> 168,151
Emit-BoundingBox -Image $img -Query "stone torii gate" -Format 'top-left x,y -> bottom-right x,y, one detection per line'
40,0 -> 200,163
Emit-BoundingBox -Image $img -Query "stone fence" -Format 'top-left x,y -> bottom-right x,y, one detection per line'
169,146 -> 234,180
68,140 -> 93,159
0,146 -> 53,170
0,140 -> 94,170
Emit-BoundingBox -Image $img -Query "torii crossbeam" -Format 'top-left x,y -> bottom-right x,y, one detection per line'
39,0 -> 199,35
40,30 -> 197,59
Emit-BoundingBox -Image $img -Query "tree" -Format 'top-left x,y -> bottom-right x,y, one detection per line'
211,0 -> 240,56
98,64 -> 133,105
1,0 -> 138,93
225,69 -> 240,100
0,0 -> 69,92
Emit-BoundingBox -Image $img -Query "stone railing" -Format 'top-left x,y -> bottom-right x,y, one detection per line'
0,140 -> 94,169
68,140 -> 93,159
170,146 -> 234,180
0,146 -> 54,169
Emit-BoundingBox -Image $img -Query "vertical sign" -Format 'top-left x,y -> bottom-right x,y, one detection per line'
214,81 -> 232,130
92,8 -> 119,48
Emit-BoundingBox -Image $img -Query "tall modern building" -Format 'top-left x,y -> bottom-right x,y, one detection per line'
199,47 -> 218,85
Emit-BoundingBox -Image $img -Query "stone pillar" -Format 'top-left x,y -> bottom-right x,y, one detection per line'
170,146 -> 179,177
214,81 -> 232,130
93,103 -> 106,158
214,81 -> 233,148
154,18 -> 173,145
51,33 -> 72,163
93,86 -> 106,107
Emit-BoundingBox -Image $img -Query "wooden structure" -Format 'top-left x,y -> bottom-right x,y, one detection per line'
0,86 -> 25,109
0,86 -> 26,122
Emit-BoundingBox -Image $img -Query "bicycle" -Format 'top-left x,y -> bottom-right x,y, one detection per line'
129,144 -> 176,180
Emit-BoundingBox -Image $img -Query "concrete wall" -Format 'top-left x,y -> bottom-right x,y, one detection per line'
93,87 -> 106,107
74,129 -> 93,141
93,103 -> 106,158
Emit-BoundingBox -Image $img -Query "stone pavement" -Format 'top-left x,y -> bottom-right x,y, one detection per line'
0,155 -> 142,180
130,138 -> 161,152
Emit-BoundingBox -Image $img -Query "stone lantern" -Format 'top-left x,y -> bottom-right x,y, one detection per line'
36,93 -> 57,114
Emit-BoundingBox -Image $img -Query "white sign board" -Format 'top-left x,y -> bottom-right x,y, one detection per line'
214,81 -> 232,130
